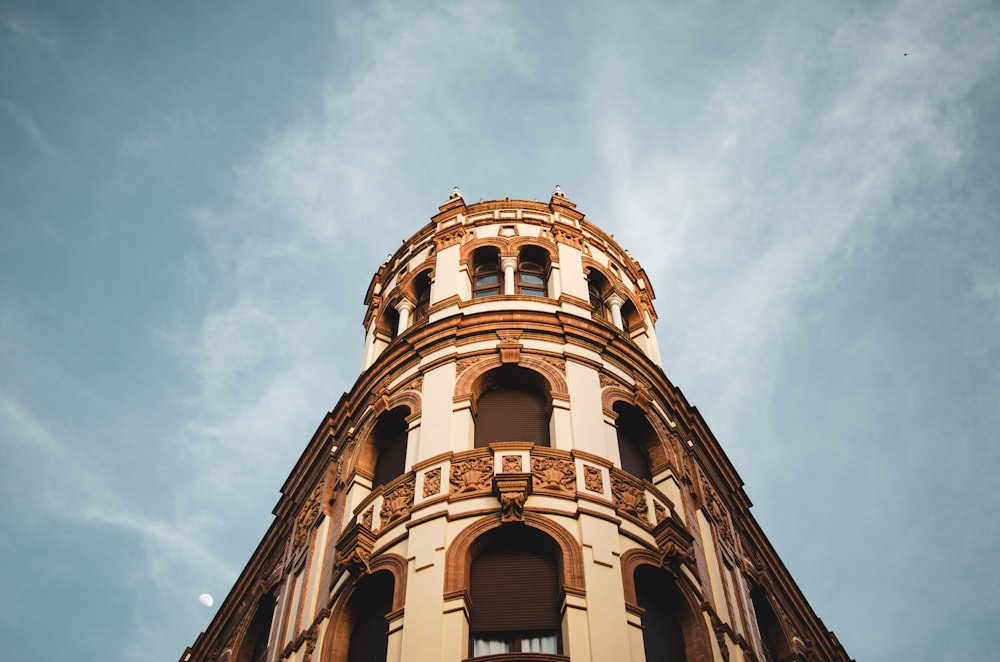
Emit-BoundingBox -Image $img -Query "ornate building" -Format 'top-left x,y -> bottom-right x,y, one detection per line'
180,188 -> 852,662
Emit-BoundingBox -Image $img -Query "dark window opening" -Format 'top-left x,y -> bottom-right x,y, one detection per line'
470,527 -> 561,657
751,586 -> 791,662
473,367 -> 550,448
234,592 -> 277,662
412,271 -> 432,324
347,571 -> 395,662
586,268 -> 611,320
472,247 -> 502,299
516,246 -> 549,297
613,402 -> 654,481
372,408 -> 409,488
635,565 -> 688,662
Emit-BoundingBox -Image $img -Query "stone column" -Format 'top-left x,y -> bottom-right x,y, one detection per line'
501,256 -> 518,296
606,293 -> 625,331
396,299 -> 414,335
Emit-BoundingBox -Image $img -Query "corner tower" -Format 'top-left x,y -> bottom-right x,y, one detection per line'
181,189 -> 851,662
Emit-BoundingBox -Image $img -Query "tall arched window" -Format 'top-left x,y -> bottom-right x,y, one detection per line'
347,571 -> 395,662
751,586 -> 792,662
586,268 -> 612,320
233,590 -> 277,662
371,407 -> 409,488
473,366 -> 550,448
411,270 -> 432,324
635,565 -> 688,662
621,300 -> 642,334
613,401 -> 654,481
472,247 -> 502,298
469,526 -> 562,656
516,245 -> 549,297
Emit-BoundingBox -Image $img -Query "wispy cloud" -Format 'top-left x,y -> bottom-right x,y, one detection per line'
587,0 -> 1000,436
0,396 -> 234,588
0,97 -> 58,156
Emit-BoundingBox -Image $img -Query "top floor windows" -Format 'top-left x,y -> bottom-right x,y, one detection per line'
472,247 -> 502,299
411,270 -> 432,324
516,245 -> 549,297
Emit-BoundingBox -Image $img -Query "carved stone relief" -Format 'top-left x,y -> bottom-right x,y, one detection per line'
502,455 -> 523,473
450,456 -> 494,493
654,500 -> 668,525
493,473 -> 532,523
360,506 -> 374,530
531,455 -> 576,492
611,473 -> 649,522
583,464 -> 603,493
455,356 -> 486,377
293,484 -> 323,550
422,468 -> 441,497
379,478 -> 415,528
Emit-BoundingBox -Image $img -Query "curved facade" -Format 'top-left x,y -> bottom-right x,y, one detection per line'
181,188 -> 852,662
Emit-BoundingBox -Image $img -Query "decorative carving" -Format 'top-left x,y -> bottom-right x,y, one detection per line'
531,455 -> 576,492
498,340 -> 521,364
293,484 -> 323,549
422,468 -> 441,497
583,464 -> 603,493
434,226 -> 466,249
702,480 -> 735,550
493,473 -> 532,523
654,500 -> 667,524
537,355 -> 566,374
598,372 -> 621,388
402,375 -> 423,392
455,356 -> 485,376
502,455 -> 523,473
654,516 -> 697,567
360,506 -> 374,530
379,478 -> 415,528
302,625 -> 318,662
611,473 -> 649,521
334,523 -> 377,577
450,456 -> 494,493
712,615 -> 731,662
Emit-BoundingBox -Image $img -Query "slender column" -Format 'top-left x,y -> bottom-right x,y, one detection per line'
500,256 -> 518,295
605,293 -> 625,330
396,299 -> 414,335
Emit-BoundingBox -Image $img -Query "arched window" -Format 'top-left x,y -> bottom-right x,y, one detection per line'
586,268 -> 612,320
469,526 -> 562,657
621,300 -> 642,334
516,245 -> 549,297
411,270 -> 432,324
472,247 -> 502,299
347,571 -> 395,662
635,565 -> 688,662
613,402 -> 654,481
371,407 -> 409,488
751,586 -> 792,662
233,590 -> 277,662
473,366 -> 550,448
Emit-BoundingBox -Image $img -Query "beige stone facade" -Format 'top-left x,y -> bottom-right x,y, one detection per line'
180,188 -> 852,662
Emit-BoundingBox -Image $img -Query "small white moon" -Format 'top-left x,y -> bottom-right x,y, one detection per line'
198,593 -> 214,607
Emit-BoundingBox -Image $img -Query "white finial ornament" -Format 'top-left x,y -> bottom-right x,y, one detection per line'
450,186 -> 462,199
553,185 -> 565,197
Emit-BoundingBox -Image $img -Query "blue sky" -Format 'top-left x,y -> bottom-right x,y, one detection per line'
1,1 -> 998,660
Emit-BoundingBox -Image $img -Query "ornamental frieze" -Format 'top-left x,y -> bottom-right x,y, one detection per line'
611,472 -> 649,522
378,477 -> 415,528
293,484 -> 323,550
450,456 -> 494,493
531,455 -> 576,492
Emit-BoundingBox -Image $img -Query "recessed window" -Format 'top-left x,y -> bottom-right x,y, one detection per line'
372,408 -> 409,488
516,246 -> 549,297
472,247 -> 501,298
586,268 -> 612,319
470,528 -> 562,657
614,401 -> 654,481
347,571 -> 394,662
635,565 -> 688,662
474,366 -> 551,448
412,271 -> 432,324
